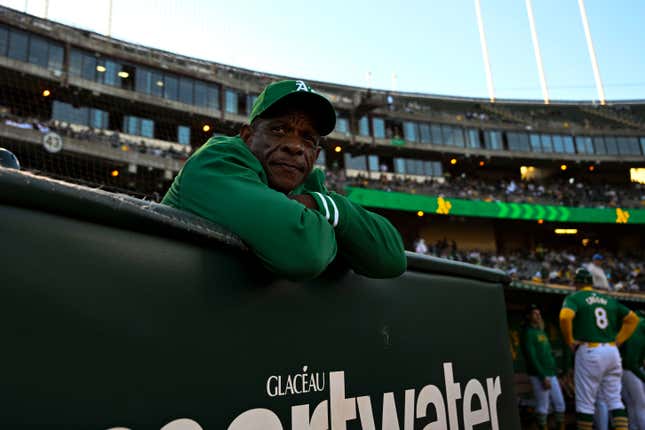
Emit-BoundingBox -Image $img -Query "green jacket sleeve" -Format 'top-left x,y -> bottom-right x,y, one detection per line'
621,344 -> 645,382
164,139 -> 337,281
299,170 -> 406,278
621,324 -> 645,383
523,330 -> 548,379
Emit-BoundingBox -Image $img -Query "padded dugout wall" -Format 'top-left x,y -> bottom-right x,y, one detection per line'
0,168 -> 520,429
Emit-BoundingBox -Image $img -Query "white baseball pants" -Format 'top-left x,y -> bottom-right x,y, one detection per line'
621,370 -> 645,430
574,343 -> 624,414
529,375 -> 566,415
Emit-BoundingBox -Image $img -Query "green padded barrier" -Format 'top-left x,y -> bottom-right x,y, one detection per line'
0,168 -> 520,429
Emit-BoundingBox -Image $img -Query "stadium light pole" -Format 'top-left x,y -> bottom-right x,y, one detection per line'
474,0 -> 495,103
107,0 -> 113,37
577,0 -> 606,105
525,0 -> 549,104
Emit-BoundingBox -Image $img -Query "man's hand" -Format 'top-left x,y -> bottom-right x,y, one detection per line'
542,377 -> 552,390
289,194 -> 318,210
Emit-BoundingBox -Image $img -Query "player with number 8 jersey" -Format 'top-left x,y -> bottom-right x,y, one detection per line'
559,268 -> 640,430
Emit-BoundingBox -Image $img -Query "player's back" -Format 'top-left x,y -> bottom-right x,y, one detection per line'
563,288 -> 630,343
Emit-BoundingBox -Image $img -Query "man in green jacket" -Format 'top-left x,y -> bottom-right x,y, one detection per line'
620,312 -> 645,430
521,304 -> 566,430
163,79 -> 406,280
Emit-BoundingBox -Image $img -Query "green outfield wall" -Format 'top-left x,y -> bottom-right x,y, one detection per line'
0,169 -> 521,429
346,187 -> 644,224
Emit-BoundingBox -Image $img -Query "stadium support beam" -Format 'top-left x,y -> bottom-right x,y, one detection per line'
108,0 -> 113,37
525,0 -> 549,104
474,0 -> 495,103
577,0 -> 606,105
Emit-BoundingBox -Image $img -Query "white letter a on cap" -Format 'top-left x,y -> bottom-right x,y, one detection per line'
295,80 -> 309,91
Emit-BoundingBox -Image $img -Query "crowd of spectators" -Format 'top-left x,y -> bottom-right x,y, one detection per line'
331,170 -> 644,209
414,238 -> 645,293
1,110 -> 191,161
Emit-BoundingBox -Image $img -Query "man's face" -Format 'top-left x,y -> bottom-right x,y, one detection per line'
241,109 -> 320,193
529,309 -> 542,326
593,259 -> 602,267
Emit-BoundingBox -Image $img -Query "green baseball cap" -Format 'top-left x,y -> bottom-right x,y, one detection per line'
249,80 -> 336,136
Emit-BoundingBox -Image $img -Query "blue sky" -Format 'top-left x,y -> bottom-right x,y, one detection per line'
4,0 -> 645,101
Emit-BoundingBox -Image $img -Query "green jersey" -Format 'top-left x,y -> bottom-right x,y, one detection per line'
620,318 -> 645,382
521,326 -> 557,378
162,136 -> 406,281
562,288 -> 631,343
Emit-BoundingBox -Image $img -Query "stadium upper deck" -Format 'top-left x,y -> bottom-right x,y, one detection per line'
0,5 -> 644,202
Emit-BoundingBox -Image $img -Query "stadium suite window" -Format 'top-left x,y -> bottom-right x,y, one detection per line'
484,130 -> 502,150
90,109 -> 108,129
604,136 -> 618,155
593,136 -> 606,155
69,50 -> 82,78
134,67 -> 165,97
52,101 -> 82,125
368,155 -> 379,171
430,124 -> 443,145
344,154 -> 367,170
393,158 -> 406,174
225,90 -> 238,114
164,75 -> 179,101
507,132 -> 530,152
206,84 -> 220,110
454,127 -> 465,147
442,125 -> 455,146
246,95 -> 258,115
0,26 -> 7,56
358,116 -> 369,136
403,122 -> 418,142
48,44 -> 63,72
552,135 -> 564,153
372,118 -> 385,139
141,119 -> 154,138
419,123 -> 431,144
575,136 -> 593,154
81,53 -> 97,81
178,126 -> 191,145
123,115 -> 155,138
193,81 -> 208,107
529,134 -> 542,152
99,59 -> 120,87
28,36 -> 48,68
540,134 -> 553,152
563,136 -> 575,154
640,137 -> 645,155
618,137 -> 641,155
135,67 -> 152,94
179,77 -> 194,105
466,129 -> 481,149
427,161 -> 442,177
405,159 -> 424,176
336,117 -> 349,134
7,28 -> 28,62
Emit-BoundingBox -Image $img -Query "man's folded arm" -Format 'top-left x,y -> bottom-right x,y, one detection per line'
313,191 -> 407,278
175,151 -> 337,280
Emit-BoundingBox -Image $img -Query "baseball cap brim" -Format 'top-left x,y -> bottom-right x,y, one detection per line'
249,80 -> 336,136
257,91 -> 336,136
